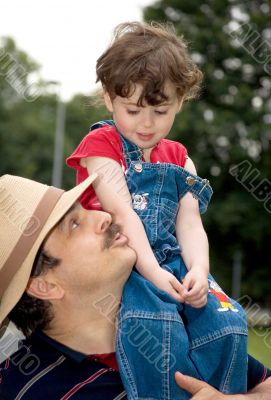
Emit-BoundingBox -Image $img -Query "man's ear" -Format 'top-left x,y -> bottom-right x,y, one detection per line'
103,91 -> 114,113
26,276 -> 64,301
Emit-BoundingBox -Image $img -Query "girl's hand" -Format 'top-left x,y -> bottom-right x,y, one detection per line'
181,268 -> 209,308
146,268 -> 188,302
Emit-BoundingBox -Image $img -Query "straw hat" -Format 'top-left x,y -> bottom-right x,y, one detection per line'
0,173 -> 97,328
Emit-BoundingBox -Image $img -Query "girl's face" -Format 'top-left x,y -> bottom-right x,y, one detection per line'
104,81 -> 183,151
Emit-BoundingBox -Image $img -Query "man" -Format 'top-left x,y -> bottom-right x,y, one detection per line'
0,174 -> 270,399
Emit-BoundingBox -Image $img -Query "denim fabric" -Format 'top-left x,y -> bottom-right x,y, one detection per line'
90,121 -> 248,399
118,272 -> 199,400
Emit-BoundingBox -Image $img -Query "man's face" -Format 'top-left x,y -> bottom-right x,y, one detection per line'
42,203 -> 136,298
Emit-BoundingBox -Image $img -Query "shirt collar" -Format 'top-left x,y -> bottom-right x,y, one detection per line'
34,331 -> 88,364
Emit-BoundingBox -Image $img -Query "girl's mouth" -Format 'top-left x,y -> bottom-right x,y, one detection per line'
137,132 -> 154,141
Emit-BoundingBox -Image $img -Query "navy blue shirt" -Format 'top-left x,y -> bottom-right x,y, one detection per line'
0,331 -> 270,399
0,332 -> 126,399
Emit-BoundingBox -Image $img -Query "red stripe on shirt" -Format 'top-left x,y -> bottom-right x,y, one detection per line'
0,358 -> 10,384
260,367 -> 267,382
60,368 -> 108,400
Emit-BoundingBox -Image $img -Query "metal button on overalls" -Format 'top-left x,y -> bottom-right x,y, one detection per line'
134,163 -> 143,173
186,176 -> 196,186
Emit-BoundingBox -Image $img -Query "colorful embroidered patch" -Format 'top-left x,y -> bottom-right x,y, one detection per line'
132,193 -> 149,210
208,280 -> 239,313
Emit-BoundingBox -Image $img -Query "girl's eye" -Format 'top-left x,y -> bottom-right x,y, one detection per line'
155,110 -> 167,115
127,110 -> 140,115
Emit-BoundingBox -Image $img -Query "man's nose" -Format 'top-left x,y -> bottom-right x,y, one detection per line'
95,211 -> 112,233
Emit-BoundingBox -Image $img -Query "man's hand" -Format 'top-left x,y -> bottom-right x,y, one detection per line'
181,269 -> 208,308
175,372 -> 245,399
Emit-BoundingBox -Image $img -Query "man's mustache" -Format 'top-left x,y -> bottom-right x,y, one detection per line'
103,223 -> 121,249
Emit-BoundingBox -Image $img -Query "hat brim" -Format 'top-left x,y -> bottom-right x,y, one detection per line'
0,173 -> 97,326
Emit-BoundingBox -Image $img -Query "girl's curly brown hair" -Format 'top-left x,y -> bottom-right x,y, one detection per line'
96,21 -> 203,106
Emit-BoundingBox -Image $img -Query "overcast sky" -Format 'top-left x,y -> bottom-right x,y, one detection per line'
1,0 -> 154,100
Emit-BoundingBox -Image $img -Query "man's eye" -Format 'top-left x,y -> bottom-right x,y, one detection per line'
71,220 -> 79,230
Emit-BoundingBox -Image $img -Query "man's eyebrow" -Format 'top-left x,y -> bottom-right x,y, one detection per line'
57,202 -> 80,232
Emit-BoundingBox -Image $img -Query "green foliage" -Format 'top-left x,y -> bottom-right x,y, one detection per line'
0,37 -> 55,184
0,38 -> 109,189
144,0 -> 271,304
248,328 -> 271,368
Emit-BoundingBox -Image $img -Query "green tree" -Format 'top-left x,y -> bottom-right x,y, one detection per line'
144,0 -> 271,304
0,38 -> 108,188
0,36 -> 57,183
0,38 -> 111,193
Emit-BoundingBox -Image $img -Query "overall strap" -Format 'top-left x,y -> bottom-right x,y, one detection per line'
90,119 -> 143,167
119,133 -> 143,167
89,119 -> 115,131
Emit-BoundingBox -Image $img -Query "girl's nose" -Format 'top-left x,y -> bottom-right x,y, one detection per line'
142,111 -> 153,128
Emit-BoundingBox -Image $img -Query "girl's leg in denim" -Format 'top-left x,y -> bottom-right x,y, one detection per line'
165,254 -> 248,393
116,272 -> 202,400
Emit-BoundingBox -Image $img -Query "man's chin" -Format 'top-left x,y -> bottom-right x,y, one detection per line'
122,247 -> 136,273
128,248 -> 137,266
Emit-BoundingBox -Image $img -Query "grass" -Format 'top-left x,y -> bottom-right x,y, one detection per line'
248,328 -> 271,369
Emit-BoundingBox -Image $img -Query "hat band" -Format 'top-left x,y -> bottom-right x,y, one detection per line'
0,186 -> 64,299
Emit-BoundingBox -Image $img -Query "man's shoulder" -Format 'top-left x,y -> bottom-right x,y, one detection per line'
0,333 -> 127,399
0,356 -> 35,399
0,336 -> 59,398
248,355 -> 271,390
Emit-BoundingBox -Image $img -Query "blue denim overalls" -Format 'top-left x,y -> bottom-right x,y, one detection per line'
91,121 -> 248,400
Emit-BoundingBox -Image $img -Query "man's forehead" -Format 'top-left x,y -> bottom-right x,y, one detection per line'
57,201 -> 81,231
64,200 -> 81,217
37,202 -> 83,262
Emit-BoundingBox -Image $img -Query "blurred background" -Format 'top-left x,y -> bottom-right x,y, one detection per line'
1,0 -> 270,367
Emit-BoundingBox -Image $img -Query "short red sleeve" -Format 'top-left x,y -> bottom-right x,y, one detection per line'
66,126 -> 125,171
151,139 -> 188,167
66,126 -> 125,210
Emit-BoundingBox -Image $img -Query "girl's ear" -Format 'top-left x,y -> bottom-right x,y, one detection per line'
103,91 -> 114,113
176,96 -> 184,113
26,276 -> 64,301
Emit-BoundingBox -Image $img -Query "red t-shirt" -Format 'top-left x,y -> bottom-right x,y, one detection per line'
88,352 -> 119,371
66,125 -> 188,210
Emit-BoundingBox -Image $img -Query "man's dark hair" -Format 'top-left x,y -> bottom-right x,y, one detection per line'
8,249 -> 60,338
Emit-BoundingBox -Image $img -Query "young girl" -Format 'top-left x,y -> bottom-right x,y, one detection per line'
67,22 -> 248,399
